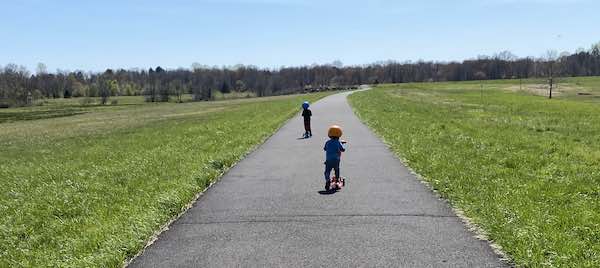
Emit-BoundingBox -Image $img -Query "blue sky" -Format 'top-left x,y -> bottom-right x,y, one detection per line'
1,0 -> 598,72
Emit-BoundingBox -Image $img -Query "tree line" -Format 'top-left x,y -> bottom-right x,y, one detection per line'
1,42 -> 599,107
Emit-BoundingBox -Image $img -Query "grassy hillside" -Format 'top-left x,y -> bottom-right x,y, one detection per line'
349,78 -> 600,267
0,93 -> 330,267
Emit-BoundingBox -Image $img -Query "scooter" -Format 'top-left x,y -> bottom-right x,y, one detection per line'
328,175 -> 346,191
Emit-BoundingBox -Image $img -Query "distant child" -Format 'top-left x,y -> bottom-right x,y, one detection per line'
323,125 -> 346,190
302,101 -> 312,138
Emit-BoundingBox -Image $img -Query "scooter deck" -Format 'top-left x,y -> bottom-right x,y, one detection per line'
329,176 -> 346,190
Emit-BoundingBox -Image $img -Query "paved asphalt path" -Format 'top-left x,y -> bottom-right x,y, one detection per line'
129,91 -> 508,267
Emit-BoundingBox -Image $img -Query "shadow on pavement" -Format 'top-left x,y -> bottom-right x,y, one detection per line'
318,190 -> 338,195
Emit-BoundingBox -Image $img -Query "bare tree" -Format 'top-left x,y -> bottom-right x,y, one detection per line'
171,79 -> 184,103
545,50 -> 558,99
36,63 -> 48,75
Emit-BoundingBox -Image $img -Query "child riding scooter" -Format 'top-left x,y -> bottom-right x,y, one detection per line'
302,101 -> 312,138
323,125 -> 347,191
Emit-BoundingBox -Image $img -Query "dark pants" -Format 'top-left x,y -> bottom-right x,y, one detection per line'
304,119 -> 311,133
324,159 -> 340,181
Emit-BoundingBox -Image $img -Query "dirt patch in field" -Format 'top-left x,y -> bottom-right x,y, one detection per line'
161,107 -> 226,118
506,83 -> 590,97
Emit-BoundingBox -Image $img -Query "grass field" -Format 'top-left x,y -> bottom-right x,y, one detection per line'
349,77 -> 600,267
0,93 -> 262,124
0,92 -> 330,267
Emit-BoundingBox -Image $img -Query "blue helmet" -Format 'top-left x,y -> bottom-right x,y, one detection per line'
302,101 -> 309,109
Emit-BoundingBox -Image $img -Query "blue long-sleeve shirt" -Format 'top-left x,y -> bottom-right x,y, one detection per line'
324,139 -> 345,161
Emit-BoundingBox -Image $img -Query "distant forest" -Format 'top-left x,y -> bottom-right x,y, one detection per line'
1,42 -> 600,107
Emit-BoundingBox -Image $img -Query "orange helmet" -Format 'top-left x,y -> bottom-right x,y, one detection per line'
328,125 -> 343,138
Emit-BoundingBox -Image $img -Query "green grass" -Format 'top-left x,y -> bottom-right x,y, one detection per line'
0,92 -> 331,267
349,79 -> 600,267
0,95 -> 156,123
